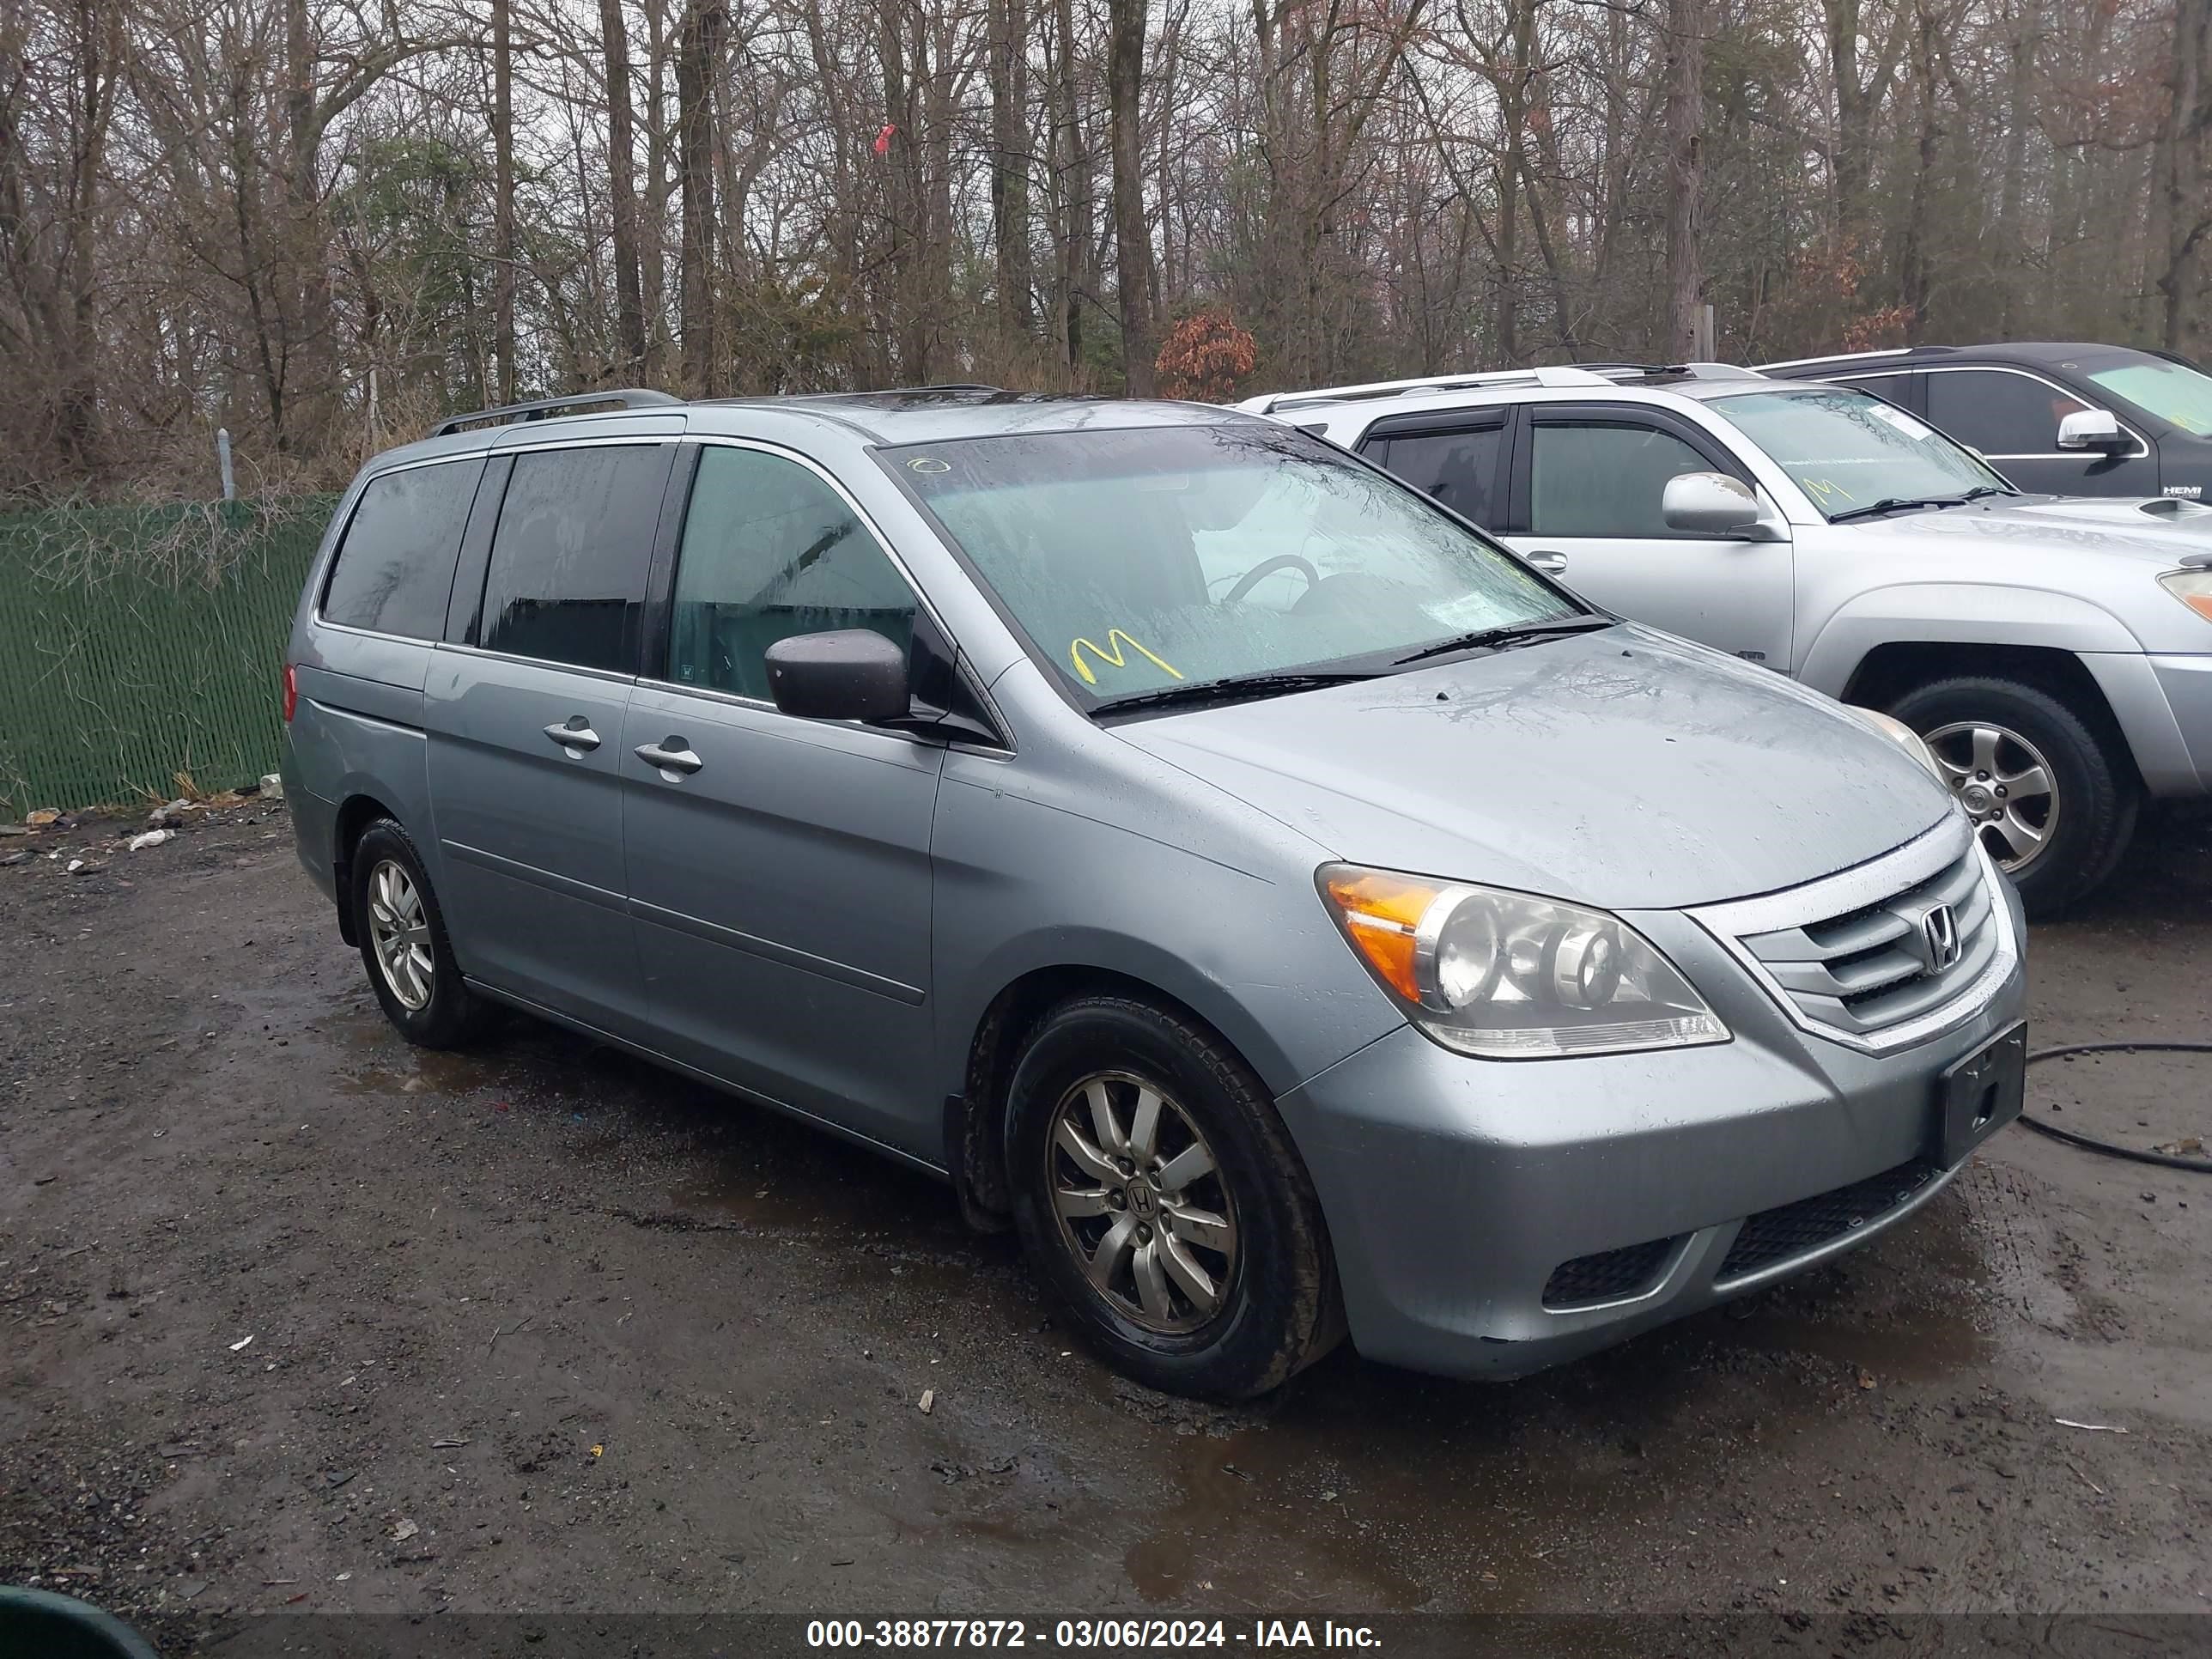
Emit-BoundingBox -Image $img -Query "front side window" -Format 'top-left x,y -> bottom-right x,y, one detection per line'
2087,357 -> 2212,436
1528,422 -> 1716,538
479,445 -> 666,672
1924,370 -> 2086,456
322,459 -> 482,640
1705,386 -> 2011,520
669,446 -> 917,701
884,422 -> 1578,705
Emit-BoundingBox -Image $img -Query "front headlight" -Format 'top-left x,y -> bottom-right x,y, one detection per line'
1848,705 -> 1943,781
2159,568 -> 2212,623
1318,866 -> 1729,1059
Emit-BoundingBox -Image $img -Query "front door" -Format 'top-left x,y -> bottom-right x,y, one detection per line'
1503,406 -> 1796,671
424,441 -> 674,1033
621,442 -> 944,1159
1920,367 -> 2160,497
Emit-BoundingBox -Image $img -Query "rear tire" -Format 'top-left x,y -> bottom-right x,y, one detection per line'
349,819 -> 491,1048
1887,675 -> 2137,915
1006,995 -> 1342,1401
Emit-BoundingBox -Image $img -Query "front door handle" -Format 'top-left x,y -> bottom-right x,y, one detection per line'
1527,550 -> 1570,574
635,738 -> 704,781
544,719 -> 601,754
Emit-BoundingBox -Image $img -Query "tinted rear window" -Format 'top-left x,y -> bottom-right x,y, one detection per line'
480,446 -> 668,672
321,460 -> 482,640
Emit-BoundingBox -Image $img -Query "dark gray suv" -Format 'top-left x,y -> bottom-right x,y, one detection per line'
281,387 -> 2027,1398
1762,342 -> 2212,500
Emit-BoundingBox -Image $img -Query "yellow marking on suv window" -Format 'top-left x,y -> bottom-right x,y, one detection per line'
1069,630 -> 1185,685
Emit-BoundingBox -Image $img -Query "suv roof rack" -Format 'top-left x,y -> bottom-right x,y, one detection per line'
1759,346 -> 1957,370
1244,365 -> 1613,415
430,387 -> 683,437
1573,362 -> 1769,381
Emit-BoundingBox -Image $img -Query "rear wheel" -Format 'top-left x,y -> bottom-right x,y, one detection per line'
1006,997 -> 1341,1400
350,819 -> 490,1048
1887,675 -> 2137,914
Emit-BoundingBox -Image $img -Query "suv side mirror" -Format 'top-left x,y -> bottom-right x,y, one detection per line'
764,629 -> 910,723
2057,408 -> 2129,453
1662,471 -> 1775,538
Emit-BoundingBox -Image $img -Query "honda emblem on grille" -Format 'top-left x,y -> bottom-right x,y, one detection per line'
1920,902 -> 1962,972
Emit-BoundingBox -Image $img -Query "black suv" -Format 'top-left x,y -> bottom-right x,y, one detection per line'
1761,342 -> 2212,501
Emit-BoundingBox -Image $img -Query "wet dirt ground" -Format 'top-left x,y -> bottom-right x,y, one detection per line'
3,802 -> 2209,1650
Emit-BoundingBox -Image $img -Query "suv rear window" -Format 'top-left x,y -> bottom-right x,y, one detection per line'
321,460 -> 482,640
479,445 -> 669,672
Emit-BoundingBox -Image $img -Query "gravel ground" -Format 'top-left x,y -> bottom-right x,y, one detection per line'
2,799 -> 2208,1652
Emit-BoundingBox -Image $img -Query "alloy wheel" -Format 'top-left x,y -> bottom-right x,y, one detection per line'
366,859 -> 434,1011
1923,720 -> 2059,873
1045,1072 -> 1239,1334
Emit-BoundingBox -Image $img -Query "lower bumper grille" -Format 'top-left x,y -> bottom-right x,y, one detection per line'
1717,1158 -> 1943,1283
1542,1237 -> 1678,1308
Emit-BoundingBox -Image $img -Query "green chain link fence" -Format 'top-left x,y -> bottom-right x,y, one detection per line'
0,496 -> 337,820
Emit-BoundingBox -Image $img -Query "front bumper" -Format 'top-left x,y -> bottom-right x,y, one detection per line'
1278,859 -> 2028,1380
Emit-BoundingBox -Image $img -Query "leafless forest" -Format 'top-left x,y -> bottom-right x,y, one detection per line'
3,0 -> 2209,498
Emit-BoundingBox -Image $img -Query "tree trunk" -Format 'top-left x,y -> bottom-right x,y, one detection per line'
493,0 -> 516,404
599,0 -> 648,377
1896,7 -> 1938,337
282,0 -> 326,452
1050,0 -> 1091,386
989,0 -> 1035,335
1662,0 -> 1705,361
2160,0 -> 2212,354
674,0 -> 720,395
1106,0 -> 1154,394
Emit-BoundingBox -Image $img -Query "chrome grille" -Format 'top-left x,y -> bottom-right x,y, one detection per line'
1690,817 -> 2017,1055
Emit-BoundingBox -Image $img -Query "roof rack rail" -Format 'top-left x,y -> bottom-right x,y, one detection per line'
430,387 -> 682,437
1242,365 -> 1612,415
1572,362 -> 1767,381
1759,346 -> 1949,370
904,382 -> 1004,392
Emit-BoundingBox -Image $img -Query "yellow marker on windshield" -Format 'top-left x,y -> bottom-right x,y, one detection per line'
1069,630 -> 1184,685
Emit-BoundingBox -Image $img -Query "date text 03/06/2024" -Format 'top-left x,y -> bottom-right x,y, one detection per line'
805,1619 -> 1383,1649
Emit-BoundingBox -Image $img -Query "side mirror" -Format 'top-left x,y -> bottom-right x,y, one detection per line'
2057,408 -> 2129,453
1662,471 -> 1772,538
764,629 -> 909,723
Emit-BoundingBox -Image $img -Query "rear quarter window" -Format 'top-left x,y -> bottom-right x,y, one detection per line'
320,459 -> 483,640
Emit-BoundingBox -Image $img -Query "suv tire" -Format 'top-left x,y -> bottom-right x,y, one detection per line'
1887,675 -> 2137,914
1005,996 -> 1342,1400
350,819 -> 492,1048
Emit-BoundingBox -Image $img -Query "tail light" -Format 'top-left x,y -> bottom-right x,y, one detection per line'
282,663 -> 298,723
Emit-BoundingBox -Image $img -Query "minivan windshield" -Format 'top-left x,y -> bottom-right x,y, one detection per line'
884,423 -> 1583,707
1706,386 -> 2014,520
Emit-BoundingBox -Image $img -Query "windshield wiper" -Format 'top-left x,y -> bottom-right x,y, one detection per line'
1391,613 -> 1615,668
1828,485 -> 2013,524
1091,669 -> 1378,716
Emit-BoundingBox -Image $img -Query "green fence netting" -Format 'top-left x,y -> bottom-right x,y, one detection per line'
0,497 -> 338,819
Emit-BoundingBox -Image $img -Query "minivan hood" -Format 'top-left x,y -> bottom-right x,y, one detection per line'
1846,494 -> 2212,563
1114,626 -> 1953,911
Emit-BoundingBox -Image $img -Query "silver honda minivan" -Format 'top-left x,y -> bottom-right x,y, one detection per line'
282,388 -> 2027,1399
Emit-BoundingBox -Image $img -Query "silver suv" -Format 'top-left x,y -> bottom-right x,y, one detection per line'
1248,366 -> 2212,911
283,387 -> 2025,1397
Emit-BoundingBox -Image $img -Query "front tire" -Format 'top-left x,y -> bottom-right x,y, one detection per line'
1887,675 -> 2137,914
349,819 -> 489,1048
1005,996 -> 1342,1400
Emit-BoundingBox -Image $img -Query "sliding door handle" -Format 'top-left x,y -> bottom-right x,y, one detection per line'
635,738 -> 703,780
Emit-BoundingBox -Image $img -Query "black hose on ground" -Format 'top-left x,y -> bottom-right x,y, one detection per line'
2020,1042 -> 2212,1174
